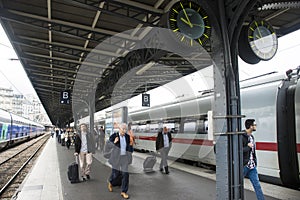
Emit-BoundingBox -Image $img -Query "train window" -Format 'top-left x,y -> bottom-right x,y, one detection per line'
183,122 -> 196,133
196,119 -> 208,134
173,122 -> 180,134
145,124 -> 150,133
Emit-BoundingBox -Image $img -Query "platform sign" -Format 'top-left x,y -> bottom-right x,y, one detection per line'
142,93 -> 150,107
60,90 -> 71,104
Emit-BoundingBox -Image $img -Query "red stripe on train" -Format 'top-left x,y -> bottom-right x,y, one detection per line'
256,142 -> 277,151
137,136 -> 300,153
137,136 -> 214,146
256,143 -> 300,153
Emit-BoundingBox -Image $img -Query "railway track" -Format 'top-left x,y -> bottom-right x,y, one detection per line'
0,134 -> 50,200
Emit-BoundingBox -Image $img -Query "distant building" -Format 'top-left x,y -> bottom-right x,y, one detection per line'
0,87 -> 13,112
0,86 -> 51,124
12,94 -> 25,115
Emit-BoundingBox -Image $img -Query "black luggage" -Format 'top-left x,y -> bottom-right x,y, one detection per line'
143,155 -> 156,172
68,155 -> 79,183
111,172 -> 123,186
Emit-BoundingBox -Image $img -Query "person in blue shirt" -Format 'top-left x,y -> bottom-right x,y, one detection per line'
107,123 -> 132,199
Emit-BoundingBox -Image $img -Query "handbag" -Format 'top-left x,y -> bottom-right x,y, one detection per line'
103,140 -> 113,159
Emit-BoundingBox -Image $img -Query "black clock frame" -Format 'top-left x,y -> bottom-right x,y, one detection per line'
167,0 -> 211,47
238,19 -> 278,64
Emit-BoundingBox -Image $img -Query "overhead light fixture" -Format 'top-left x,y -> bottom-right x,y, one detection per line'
136,61 -> 155,75
98,95 -> 105,100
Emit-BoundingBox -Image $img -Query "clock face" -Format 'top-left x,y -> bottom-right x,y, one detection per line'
168,1 -> 211,46
248,20 -> 278,60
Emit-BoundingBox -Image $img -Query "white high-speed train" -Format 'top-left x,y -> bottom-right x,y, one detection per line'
127,69 -> 300,189
79,68 -> 300,188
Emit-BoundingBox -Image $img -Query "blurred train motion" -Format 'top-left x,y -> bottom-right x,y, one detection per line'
0,108 -> 45,150
77,68 -> 300,189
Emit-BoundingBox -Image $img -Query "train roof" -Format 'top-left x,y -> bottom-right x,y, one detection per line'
240,71 -> 286,89
0,108 -> 45,128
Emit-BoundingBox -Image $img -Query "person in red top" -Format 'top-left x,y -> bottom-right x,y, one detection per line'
127,122 -> 135,153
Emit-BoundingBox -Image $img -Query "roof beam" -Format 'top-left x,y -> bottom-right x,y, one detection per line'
16,36 -> 119,57
24,52 -> 106,69
28,71 -> 91,83
29,64 -> 99,77
1,8 -> 139,40
64,0 -> 162,25
109,0 -> 163,14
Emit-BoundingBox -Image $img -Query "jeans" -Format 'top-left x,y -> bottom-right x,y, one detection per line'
243,166 -> 265,200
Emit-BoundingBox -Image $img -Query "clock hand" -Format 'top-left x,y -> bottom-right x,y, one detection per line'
192,23 -> 204,28
180,17 -> 192,26
180,3 -> 193,28
255,21 -> 263,39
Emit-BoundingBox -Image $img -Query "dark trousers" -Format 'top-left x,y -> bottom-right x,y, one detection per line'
109,155 -> 129,193
99,137 -> 105,152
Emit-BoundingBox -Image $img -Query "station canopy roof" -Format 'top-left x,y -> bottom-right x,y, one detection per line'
0,0 -> 299,126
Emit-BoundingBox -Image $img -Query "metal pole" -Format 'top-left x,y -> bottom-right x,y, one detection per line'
216,0 -> 244,199
89,96 -> 95,133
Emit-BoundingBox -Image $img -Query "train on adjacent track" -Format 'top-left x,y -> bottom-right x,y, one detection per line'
0,108 -> 45,150
79,68 -> 300,189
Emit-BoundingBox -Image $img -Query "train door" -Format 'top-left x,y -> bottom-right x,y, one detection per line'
1,124 -> 8,140
276,78 -> 300,188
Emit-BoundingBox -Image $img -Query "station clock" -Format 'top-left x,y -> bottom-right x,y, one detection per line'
168,0 -> 211,47
239,19 -> 278,64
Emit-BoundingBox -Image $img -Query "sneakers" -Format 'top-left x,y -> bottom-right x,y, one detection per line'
121,192 -> 129,199
82,175 -> 90,181
108,182 -> 113,192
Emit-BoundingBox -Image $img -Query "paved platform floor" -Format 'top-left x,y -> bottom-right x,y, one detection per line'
14,135 -> 300,200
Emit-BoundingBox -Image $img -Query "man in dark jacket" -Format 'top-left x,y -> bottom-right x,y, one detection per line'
242,119 -> 265,200
156,126 -> 172,174
74,123 -> 95,181
107,123 -> 132,199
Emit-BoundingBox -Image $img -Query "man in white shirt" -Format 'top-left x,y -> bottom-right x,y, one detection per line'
156,126 -> 172,174
74,123 -> 95,181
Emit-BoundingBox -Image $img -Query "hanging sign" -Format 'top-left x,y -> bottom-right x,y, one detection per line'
60,90 -> 71,104
142,93 -> 150,107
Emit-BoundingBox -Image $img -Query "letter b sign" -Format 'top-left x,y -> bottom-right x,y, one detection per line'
142,94 -> 150,107
60,90 -> 71,104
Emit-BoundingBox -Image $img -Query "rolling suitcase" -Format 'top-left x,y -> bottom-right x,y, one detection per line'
68,155 -> 80,183
143,155 -> 156,172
